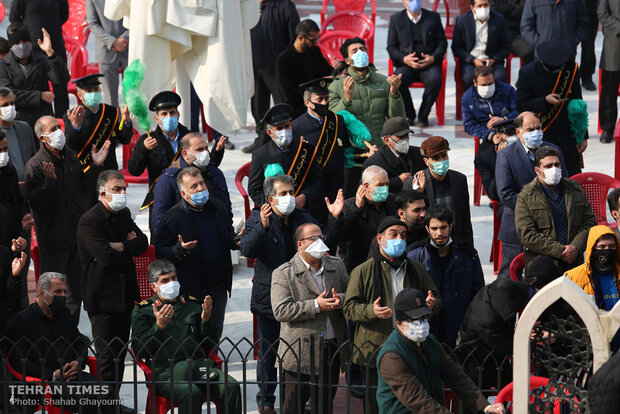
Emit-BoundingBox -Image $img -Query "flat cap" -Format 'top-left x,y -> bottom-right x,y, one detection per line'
299,77 -> 333,95
382,117 -> 411,137
71,73 -> 103,89
493,118 -> 516,135
149,91 -> 182,111
260,103 -> 293,126
377,216 -> 406,234
420,136 -> 450,158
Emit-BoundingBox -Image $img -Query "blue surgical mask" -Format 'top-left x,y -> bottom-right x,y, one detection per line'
190,189 -> 209,206
407,0 -> 422,13
382,238 -> 406,258
371,185 -> 389,202
83,91 -> 102,108
161,115 -> 179,133
523,129 -> 543,149
351,50 -> 369,68
431,159 -> 449,176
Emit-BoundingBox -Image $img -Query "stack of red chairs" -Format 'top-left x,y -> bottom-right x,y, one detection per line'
319,0 -> 376,61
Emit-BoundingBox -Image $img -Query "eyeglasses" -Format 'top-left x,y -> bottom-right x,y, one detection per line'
299,234 -> 326,243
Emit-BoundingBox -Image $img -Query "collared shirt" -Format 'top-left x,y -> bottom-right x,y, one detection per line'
387,261 -> 405,324
2,126 -> 25,180
307,110 -> 323,124
300,256 -> 336,340
164,130 -> 180,154
521,141 -> 536,162
407,9 -> 423,24
471,17 -> 489,59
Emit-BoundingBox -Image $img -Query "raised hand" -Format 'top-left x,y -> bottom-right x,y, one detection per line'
216,136 -> 228,151
426,290 -> 435,310
143,135 -> 158,151
11,237 -> 27,252
67,105 -> 86,129
260,203 -> 272,229
373,297 -> 392,319
387,74 -> 402,95
38,28 -> 54,57
154,303 -> 175,329
201,295 -> 213,322
325,189 -> 344,218
343,76 -> 355,102
42,161 -> 57,180
91,140 -> 111,166
355,185 -> 367,209
178,234 -> 198,250
12,252 -> 27,277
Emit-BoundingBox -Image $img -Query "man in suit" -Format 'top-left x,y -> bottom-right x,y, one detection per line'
598,0 -> 620,144
271,223 -> 351,414
406,136 -> 474,246
86,0 -> 128,106
495,111 -> 567,278
387,0 -> 447,127
451,0 -> 512,91
362,116 -> 425,194
77,170 -> 148,405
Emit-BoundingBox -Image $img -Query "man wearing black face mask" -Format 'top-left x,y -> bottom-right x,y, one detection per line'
515,41 -> 587,177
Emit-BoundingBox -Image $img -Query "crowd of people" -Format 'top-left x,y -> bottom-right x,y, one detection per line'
0,0 -> 619,413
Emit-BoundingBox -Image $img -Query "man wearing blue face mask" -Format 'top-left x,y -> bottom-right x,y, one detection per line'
155,167 -> 237,342
345,216 -> 441,414
64,74 -> 133,182
407,205 -> 484,348
495,111 -> 567,278
407,136 -> 474,246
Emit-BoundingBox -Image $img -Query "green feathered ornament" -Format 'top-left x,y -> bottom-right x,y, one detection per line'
337,110 -> 372,168
121,59 -> 151,131
567,99 -> 588,146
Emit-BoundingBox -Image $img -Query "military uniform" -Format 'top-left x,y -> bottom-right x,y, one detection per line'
131,294 -> 242,414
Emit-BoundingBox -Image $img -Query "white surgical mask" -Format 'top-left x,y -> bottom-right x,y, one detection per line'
394,138 -> 409,155
430,236 -> 452,249
106,191 -> 127,212
403,319 -> 430,342
274,128 -> 293,148
541,167 -> 562,186
477,83 -> 495,99
190,150 -> 210,168
474,6 -> 490,21
0,105 -> 16,122
0,152 -> 8,167
159,280 -> 180,301
274,194 -> 295,215
507,135 -> 518,144
44,129 -> 66,150
305,238 -> 330,259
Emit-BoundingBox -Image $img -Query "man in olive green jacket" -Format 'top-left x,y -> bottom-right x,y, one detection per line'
344,216 -> 442,414
329,38 -> 405,147
515,146 -> 596,280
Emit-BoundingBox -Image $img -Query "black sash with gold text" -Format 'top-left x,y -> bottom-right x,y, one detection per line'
77,104 -> 119,173
539,62 -> 578,132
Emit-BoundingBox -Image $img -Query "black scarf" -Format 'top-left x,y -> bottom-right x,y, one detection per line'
371,247 -> 418,305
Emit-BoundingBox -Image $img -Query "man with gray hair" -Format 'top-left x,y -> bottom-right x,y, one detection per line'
341,165 -> 398,272
24,115 -> 110,322
155,166 -> 237,341
77,169 -> 148,403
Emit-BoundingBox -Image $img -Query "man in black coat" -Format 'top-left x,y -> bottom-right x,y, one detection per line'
276,19 -> 333,118
0,24 -> 70,128
451,0 -> 512,91
490,0 -> 534,63
362,117 -> 424,194
243,0 -> 300,153
155,167 -> 237,342
24,116 -> 110,322
387,1 -> 447,127
9,0 -> 70,117
76,170 -> 148,398
0,132 -> 29,249
0,245 -> 26,335
515,41 -> 587,177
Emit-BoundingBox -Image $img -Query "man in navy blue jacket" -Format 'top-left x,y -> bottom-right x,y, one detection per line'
495,111 -> 567,278
151,132 -> 230,237
451,0 -> 512,91
407,204 -> 484,348
155,167 -> 237,342
387,0 -> 447,127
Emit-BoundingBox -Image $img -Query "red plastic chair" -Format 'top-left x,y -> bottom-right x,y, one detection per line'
432,0 -> 459,39
570,172 -> 620,227
132,347 -> 222,414
472,138 -> 488,206
318,29 -> 357,63
119,129 -> 149,184
64,36 -> 88,104
495,376 -> 550,412
509,252 -> 525,282
388,57 -> 447,126
133,245 -> 157,301
235,162 -> 255,267
491,200 -> 501,274
321,0 -> 376,60
598,68 -> 620,134
320,11 -> 375,61
0,2 -> 5,23
62,0 -> 89,45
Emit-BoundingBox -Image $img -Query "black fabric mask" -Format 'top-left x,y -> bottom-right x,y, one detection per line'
312,102 -> 328,117
592,248 -> 616,273
44,292 -> 67,314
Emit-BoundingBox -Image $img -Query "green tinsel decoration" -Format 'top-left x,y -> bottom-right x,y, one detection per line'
567,99 -> 588,146
122,59 -> 151,131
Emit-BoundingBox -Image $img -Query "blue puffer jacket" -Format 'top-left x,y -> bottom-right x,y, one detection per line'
462,81 -> 518,140
407,240 -> 485,348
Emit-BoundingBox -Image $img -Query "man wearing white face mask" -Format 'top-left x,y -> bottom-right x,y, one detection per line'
515,146 -> 596,276
24,115 -> 110,322
377,288 -> 506,414
271,223 -> 351,414
77,169 -> 148,404
0,87 -> 37,181
452,0 -> 512,91
152,132 -> 230,238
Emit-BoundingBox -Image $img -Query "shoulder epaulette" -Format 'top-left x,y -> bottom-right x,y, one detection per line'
188,295 -> 200,303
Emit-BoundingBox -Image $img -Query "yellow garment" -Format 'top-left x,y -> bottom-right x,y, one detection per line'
564,225 -> 620,294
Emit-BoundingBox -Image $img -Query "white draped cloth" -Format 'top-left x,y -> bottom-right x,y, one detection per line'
105,0 -> 258,134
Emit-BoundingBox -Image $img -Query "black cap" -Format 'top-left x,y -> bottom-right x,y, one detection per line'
149,91 -> 182,111
299,77 -> 333,95
71,73 -> 103,89
260,103 -> 293,126
524,256 -> 562,289
382,117 -> 411,137
7,26 -> 30,47
394,288 -> 432,321
536,41 -> 572,68
377,216 -> 406,234
493,118 -> 516,135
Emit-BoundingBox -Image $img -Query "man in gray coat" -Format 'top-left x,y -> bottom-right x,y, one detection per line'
271,222 -> 350,414
86,0 -> 128,106
598,0 -> 620,144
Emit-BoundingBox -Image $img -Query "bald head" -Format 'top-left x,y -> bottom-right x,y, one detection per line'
515,111 -> 542,147
34,115 -> 58,138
